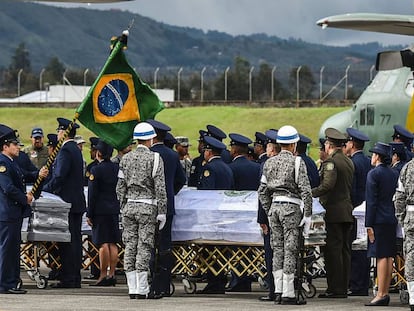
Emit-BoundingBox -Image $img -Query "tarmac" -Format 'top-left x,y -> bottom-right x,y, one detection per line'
0,269 -> 410,311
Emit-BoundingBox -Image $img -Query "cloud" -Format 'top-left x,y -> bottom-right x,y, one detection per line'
44,0 -> 414,46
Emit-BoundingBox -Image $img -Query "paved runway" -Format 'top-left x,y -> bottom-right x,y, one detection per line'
0,269 -> 410,311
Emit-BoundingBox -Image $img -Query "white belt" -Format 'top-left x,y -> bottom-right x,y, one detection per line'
127,198 -> 157,205
272,196 -> 301,205
407,205 -> 414,212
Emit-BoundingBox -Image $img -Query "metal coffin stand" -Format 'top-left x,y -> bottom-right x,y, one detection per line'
21,195 -> 71,289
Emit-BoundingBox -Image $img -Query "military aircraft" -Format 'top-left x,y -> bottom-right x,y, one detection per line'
316,13 -> 414,150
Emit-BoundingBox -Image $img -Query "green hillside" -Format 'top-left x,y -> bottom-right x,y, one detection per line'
0,1 -> 403,72
0,106 -> 348,160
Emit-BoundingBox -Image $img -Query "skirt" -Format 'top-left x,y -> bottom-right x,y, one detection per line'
367,223 -> 397,258
91,214 -> 121,246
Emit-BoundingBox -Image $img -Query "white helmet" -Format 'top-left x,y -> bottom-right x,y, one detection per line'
133,122 -> 156,140
276,125 -> 299,144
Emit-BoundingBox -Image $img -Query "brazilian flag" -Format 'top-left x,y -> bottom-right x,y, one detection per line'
76,34 -> 164,150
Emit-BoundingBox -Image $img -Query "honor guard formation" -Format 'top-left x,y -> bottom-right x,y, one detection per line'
1,119 -> 414,310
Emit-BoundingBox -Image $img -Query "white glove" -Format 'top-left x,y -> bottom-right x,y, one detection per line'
299,216 -> 312,237
156,214 -> 166,230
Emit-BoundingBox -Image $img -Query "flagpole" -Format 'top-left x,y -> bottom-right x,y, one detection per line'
31,31 -> 128,197
30,117 -> 79,198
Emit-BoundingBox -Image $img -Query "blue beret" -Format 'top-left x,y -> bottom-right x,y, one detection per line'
206,124 -> 227,141
254,132 -> 267,146
229,133 -> 252,146
57,117 -> 80,130
96,139 -> 113,158
265,129 -> 278,144
392,124 -> 414,142
369,142 -> 390,157
31,127 -> 44,138
346,128 -> 369,142
146,119 -> 171,132
47,133 -> 58,147
203,135 -> 226,151
89,137 -> 99,149
198,130 -> 208,142
164,132 -> 177,145
0,124 -> 19,145
389,142 -> 407,160
299,134 -> 312,144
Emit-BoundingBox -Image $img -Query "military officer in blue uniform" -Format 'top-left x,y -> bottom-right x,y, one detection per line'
43,118 -> 86,288
392,124 -> 414,161
84,137 -> 99,186
163,132 -> 177,149
146,119 -> 186,297
297,134 -> 320,188
227,133 -> 261,292
344,128 -> 372,296
188,130 -> 207,188
206,124 -> 232,164
197,135 -> 234,293
389,142 -> 407,176
0,125 -> 33,294
254,132 -> 268,164
228,133 -> 261,191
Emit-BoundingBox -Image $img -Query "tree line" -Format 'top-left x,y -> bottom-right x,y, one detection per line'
0,42 -> 369,101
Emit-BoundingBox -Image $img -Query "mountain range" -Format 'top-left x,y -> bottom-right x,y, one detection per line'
0,1 -> 404,73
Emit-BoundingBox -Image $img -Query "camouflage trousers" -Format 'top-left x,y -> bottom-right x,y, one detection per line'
268,202 -> 302,274
404,212 -> 414,282
122,202 -> 157,273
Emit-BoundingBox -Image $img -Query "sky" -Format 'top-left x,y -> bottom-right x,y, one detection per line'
43,0 -> 414,46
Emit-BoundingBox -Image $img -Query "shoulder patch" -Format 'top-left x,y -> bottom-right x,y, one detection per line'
0,166 -> 6,173
89,174 -> 94,181
204,170 -> 210,177
326,162 -> 334,171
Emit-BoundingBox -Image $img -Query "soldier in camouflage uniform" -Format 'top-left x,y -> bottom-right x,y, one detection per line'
116,122 -> 167,300
23,127 -> 48,169
395,158 -> 414,311
258,125 -> 312,305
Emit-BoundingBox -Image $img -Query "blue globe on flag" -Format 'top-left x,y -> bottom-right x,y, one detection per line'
97,79 -> 129,116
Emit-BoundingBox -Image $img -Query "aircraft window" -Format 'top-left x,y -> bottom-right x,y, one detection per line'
367,105 -> 374,125
360,109 -> 365,126
359,105 -> 375,126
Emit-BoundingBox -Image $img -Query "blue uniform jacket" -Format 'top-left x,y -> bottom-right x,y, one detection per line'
0,154 -> 30,221
198,156 -> 234,190
43,140 -> 86,213
188,155 -> 204,188
16,151 -> 38,184
87,160 -> 120,218
365,163 -> 398,227
228,155 -> 260,190
350,151 -> 371,208
299,153 -> 320,188
151,143 -> 186,216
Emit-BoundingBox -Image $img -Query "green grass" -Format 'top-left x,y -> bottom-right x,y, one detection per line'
0,106 -> 348,160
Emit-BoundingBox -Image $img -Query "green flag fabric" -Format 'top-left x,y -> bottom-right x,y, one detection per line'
76,36 -> 164,150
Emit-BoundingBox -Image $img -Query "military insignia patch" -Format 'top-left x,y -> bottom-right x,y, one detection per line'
0,166 -> 6,173
326,163 -> 334,170
89,174 -> 94,181
204,170 -> 210,177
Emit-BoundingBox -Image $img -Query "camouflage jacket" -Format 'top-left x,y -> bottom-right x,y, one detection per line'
116,145 -> 167,216
395,159 -> 414,225
258,149 -> 312,217
23,145 -> 48,169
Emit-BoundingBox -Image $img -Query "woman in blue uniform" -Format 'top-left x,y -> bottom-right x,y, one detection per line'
87,140 -> 121,286
365,142 -> 398,306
